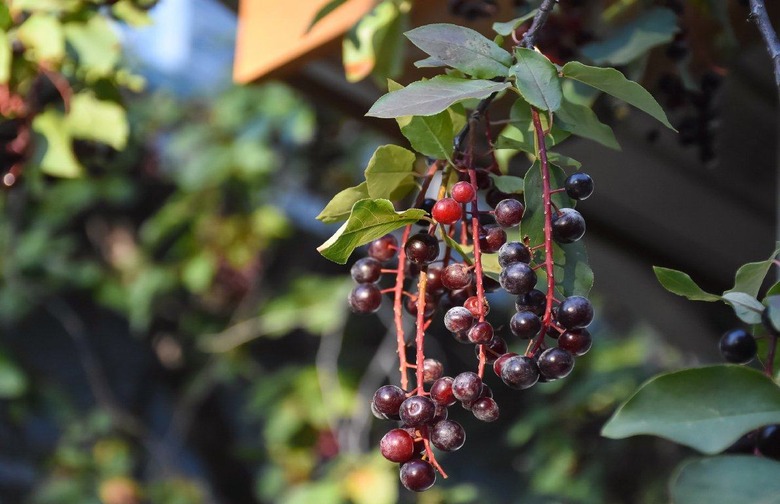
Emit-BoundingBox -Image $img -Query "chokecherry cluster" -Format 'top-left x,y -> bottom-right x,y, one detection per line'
347,162 -> 597,491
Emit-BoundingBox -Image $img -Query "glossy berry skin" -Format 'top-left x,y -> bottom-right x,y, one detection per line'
432,197 -> 462,224
422,358 -> 443,383
405,233 -> 439,265
373,385 -> 406,417
493,352 -> 519,377
537,348 -> 575,380
399,396 -> 436,427
500,355 -> 540,389
494,199 -> 525,227
350,257 -> 382,283
444,307 -> 474,333
552,208 -> 586,244
349,283 -> 382,314
564,172 -> 594,200
471,397 -> 499,422
464,295 -> 489,317
510,311 -> 542,339
500,262 -> 537,295
479,225 -> 507,253
416,198 -> 437,225
380,428 -> 415,463
498,241 -> 531,267
451,181 -> 476,203
468,321 -> 494,344
430,419 -> 466,452
441,263 -> 472,290
400,458 -> 436,492
430,377 -> 457,406
452,372 -> 482,402
516,289 -> 547,316
719,328 -> 757,364
757,424 -> 780,460
557,329 -> 592,356
557,296 -> 594,330
368,234 -> 398,262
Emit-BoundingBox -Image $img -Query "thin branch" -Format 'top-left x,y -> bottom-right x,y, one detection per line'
521,0 -> 558,49
749,0 -> 780,90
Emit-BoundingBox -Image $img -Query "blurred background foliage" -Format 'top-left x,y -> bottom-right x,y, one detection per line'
0,0 -> 763,503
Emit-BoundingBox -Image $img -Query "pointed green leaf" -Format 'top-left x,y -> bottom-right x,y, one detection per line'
671,456 -> 780,504
405,23 -> 512,79
31,109 -> 83,178
721,292 -> 764,325
413,55 -> 447,69
364,144 -> 417,199
389,80 -> 454,160
66,93 -> 129,150
581,8 -> 679,66
489,174 -> 524,193
316,182 -> 370,224
725,242 -> 780,297
492,9 -> 538,36
602,365 -> 780,454
547,152 -> 582,169
510,48 -> 563,112
653,267 -> 720,301
561,61 -> 674,129
366,76 -> 511,118
317,199 -> 426,264
307,0 -> 348,32
555,98 -> 620,150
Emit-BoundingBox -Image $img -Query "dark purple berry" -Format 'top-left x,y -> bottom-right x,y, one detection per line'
380,428 -> 415,463
498,241 -> 531,267
557,296 -> 593,330
430,377 -> 456,406
430,419 -> 466,452
368,234 -> 398,262
349,283 -> 382,313
400,459 -> 436,492
373,385 -> 406,417
558,329 -> 592,356
510,311 -> 542,339
757,425 -> 780,460
399,396 -> 436,427
422,358 -> 444,383
719,328 -> 757,364
564,172 -> 594,200
415,198 -> 437,225
500,355 -> 539,389
494,199 -> 525,227
478,225 -> 507,253
441,263 -> 472,290
500,262 -> 537,295
405,233 -> 440,265
426,267 -> 445,293
444,307 -> 474,333
452,372 -> 482,402
536,347 -> 574,380
468,321 -> 494,344
516,289 -> 547,315
351,257 -> 382,283
471,397 -> 499,422
552,208 -> 586,244
493,352 -> 518,377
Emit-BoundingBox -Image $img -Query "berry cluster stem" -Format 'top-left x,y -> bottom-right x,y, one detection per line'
528,108 -> 556,356
394,225 -> 413,391
467,166 -> 488,377
415,269 -> 428,394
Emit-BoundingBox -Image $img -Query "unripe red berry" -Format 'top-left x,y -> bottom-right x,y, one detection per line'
432,198 -> 462,225
451,181 -> 476,203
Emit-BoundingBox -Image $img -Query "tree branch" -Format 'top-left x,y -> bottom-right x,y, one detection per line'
749,0 -> 780,90
521,0 -> 558,49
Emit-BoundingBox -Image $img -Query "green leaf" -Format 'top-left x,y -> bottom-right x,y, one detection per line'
555,98 -> 620,150
405,23 -> 512,79
509,48 -> 563,112
0,29 -> 10,84
316,183 -> 370,224
561,61 -> 674,130
602,365 -> 780,454
64,15 -> 121,79
363,145 -> 417,199
307,0 -> 348,32
492,9 -> 538,36
343,1 -> 402,82
547,152 -> 582,169
0,352 -> 27,398
110,1 -> 153,26
670,456 -> 780,504
65,93 -> 129,150
317,200 -> 425,264
581,8 -> 679,66
31,109 -> 83,178
653,266 -> 720,301
497,97 -> 571,153
764,296 -> 780,334
389,80 -> 454,160
489,174 -> 524,193
720,292 -> 764,325
366,76 -> 511,118
725,242 -> 780,297
17,14 -> 65,62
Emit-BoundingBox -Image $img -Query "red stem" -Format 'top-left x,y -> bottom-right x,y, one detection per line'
527,108 -> 556,357
467,167 -> 488,377
415,269 -> 428,394
394,225 -> 412,391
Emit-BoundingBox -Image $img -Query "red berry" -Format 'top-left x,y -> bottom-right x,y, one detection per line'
451,181 -> 476,203
431,198 -> 462,225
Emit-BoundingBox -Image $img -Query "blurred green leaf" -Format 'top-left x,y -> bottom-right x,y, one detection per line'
64,15 -> 120,79
343,1 -> 401,82
0,29 -> 10,84
307,0 -> 348,32
670,456 -> 780,504
111,1 -> 153,26
66,93 -> 129,150
17,14 -> 65,62
0,351 -> 27,398
31,109 -> 84,178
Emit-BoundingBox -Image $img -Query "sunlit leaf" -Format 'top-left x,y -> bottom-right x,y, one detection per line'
66,93 -> 129,150
363,144 -> 417,199
31,109 -> 83,178
389,80 -> 454,160
317,183 -> 371,224
510,48 -> 562,112
17,14 -> 65,62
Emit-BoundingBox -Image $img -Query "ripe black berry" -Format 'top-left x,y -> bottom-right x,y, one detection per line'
509,311 -> 542,339
351,257 -> 382,283
494,199 -> 525,227
430,376 -> 457,406
405,233 -> 439,265
444,307 -> 474,333
499,262 -> 537,295
400,458 -> 436,492
493,352 -> 518,377
368,234 -> 398,262
349,283 -> 382,313
498,241 -> 531,267
719,328 -> 757,364
416,198 -> 437,225
422,358 -> 444,383
373,385 -> 406,417
452,372 -> 482,402
516,289 -> 547,315
471,397 -> 499,422
557,296 -> 594,330
399,396 -> 436,427
430,419 -> 466,451
468,321 -> 494,344
500,355 -> 540,389
557,329 -> 592,356
441,263 -> 472,290
426,267 -> 445,293
757,424 -> 780,460
564,172 -> 594,200
478,337 -> 508,363
551,208 -> 586,244
478,225 -> 507,253
380,428 -> 415,463
536,347 -> 575,380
